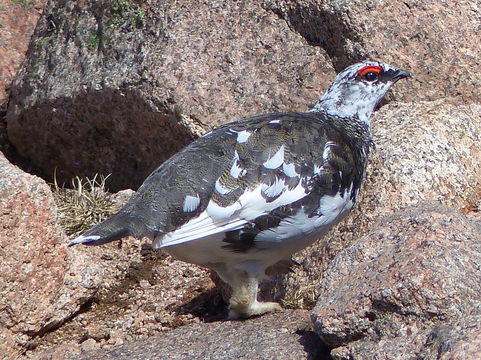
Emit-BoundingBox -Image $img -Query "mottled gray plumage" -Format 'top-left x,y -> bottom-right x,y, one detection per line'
70,61 -> 410,318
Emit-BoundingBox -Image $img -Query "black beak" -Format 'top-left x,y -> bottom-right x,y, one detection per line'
392,69 -> 411,81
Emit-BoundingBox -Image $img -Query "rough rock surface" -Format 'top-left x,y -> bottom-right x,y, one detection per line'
263,101 -> 481,308
437,316 -> 481,360
26,240 -> 217,359
311,202 -> 481,360
6,0 -> 480,191
0,0 -> 47,104
266,0 -> 481,104
366,101 -> 481,212
6,0 -> 331,191
70,310 -> 328,360
0,167 -> 216,359
0,151 -> 101,358
0,0 -> 47,159
2,1 -> 481,359
20,188 -> 219,359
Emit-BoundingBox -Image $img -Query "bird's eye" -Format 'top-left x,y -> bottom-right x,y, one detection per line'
364,71 -> 378,82
357,65 -> 383,82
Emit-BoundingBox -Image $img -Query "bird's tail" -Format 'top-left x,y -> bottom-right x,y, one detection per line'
68,211 -> 151,247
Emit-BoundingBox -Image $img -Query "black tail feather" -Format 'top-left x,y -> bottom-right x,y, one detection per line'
68,212 -> 151,246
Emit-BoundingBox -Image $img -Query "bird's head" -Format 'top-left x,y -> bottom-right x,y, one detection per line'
311,61 -> 411,125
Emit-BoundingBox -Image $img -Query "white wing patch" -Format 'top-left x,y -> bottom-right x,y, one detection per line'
236,130 -> 252,144
261,177 -> 285,198
263,145 -> 285,169
282,162 -> 298,178
255,211 -> 312,244
157,211 -> 246,248
182,195 -> 201,212
230,151 -> 245,179
317,185 -> 354,225
255,185 -> 355,247
157,178 -> 309,249
237,180 -> 308,220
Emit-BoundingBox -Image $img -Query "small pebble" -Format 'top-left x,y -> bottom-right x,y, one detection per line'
80,338 -> 100,352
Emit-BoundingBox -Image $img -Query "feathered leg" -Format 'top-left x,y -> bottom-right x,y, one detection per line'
216,267 -> 281,319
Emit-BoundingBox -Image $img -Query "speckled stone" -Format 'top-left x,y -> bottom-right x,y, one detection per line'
71,310 -> 329,360
312,202 -> 481,359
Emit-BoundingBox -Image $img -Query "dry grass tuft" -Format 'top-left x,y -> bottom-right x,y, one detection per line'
52,174 -> 116,237
281,284 -> 319,310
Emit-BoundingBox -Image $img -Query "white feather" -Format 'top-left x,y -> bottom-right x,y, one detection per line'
261,177 -> 285,198
323,141 -> 336,161
229,151 -> 245,179
182,195 -> 201,212
206,199 -> 240,219
236,130 -> 252,143
69,234 -> 101,245
230,160 -> 243,179
158,211 -> 246,247
263,145 -> 285,169
282,162 -> 298,177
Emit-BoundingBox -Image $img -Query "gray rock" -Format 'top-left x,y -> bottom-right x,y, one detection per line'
266,0 -> 481,104
70,310 -> 329,360
437,315 -> 481,360
6,0 -> 330,191
311,202 -> 481,360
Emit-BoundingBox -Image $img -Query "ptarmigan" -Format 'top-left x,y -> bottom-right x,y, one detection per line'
70,61 -> 410,318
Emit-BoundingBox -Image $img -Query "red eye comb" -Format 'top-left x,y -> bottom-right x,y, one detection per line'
358,65 -> 383,77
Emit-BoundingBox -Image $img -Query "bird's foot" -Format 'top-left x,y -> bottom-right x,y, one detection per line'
228,300 -> 282,319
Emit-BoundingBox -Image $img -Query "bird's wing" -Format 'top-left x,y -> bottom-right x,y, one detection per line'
144,112 -> 350,249
158,163 -> 310,247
